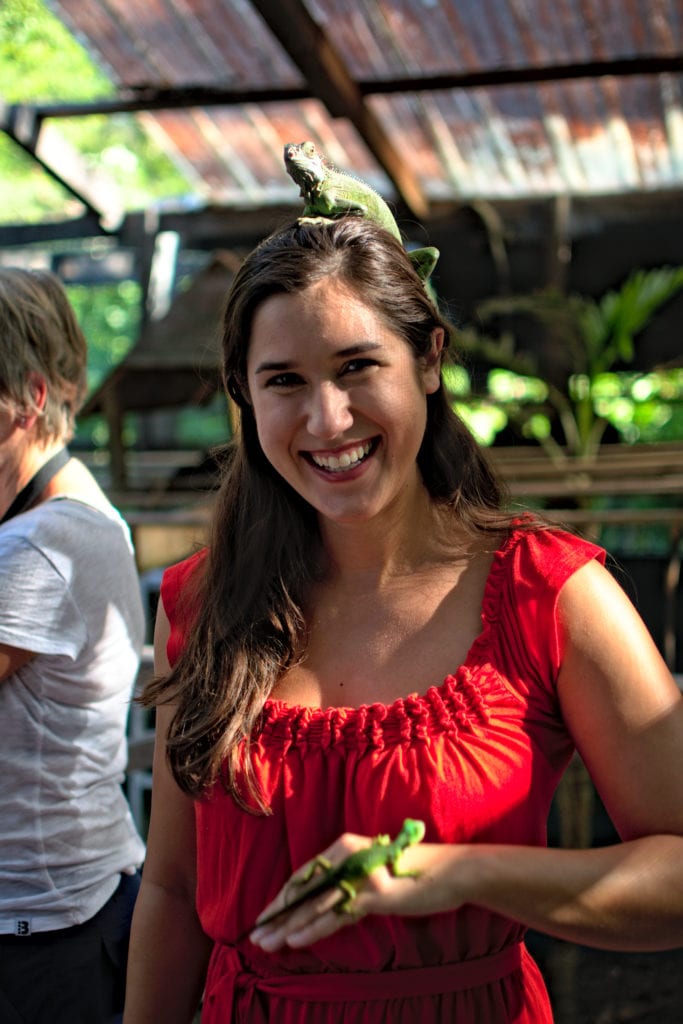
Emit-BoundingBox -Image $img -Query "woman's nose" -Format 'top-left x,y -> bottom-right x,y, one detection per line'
306,382 -> 353,439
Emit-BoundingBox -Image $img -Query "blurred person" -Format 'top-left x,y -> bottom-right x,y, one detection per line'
0,268 -> 146,1024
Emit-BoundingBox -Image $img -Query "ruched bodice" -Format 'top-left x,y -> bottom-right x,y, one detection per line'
162,526 -> 604,1022
257,667 -> 501,751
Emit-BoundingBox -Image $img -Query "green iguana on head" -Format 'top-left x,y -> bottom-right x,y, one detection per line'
284,141 -> 439,284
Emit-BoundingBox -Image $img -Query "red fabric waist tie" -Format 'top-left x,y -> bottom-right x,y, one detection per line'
203,942 -> 524,1021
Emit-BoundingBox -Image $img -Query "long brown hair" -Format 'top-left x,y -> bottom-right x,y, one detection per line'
145,218 -> 517,811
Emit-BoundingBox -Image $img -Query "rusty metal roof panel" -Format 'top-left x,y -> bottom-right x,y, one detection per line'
50,0 -> 303,88
136,99 -> 371,204
309,0 -> 682,76
38,0 -> 683,209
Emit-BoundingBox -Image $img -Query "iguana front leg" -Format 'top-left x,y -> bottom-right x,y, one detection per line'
301,197 -> 369,220
331,845 -> 418,915
335,878 -> 361,913
292,854 -> 334,886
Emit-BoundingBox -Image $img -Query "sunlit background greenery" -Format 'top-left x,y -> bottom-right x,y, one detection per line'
0,0 -> 190,221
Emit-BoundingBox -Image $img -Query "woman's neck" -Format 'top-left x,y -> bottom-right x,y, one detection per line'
0,438 -> 66,519
44,455 -> 110,509
319,494 -> 469,590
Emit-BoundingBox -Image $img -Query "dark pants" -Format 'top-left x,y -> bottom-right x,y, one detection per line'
0,871 -> 140,1024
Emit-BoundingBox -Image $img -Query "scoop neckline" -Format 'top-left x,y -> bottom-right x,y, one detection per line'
262,527 -> 517,718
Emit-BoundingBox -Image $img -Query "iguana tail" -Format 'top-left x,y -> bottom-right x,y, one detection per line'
408,247 -> 440,284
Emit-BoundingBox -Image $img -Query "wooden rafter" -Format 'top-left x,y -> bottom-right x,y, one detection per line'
250,0 -> 430,220
0,103 -> 122,227
24,53 -> 683,121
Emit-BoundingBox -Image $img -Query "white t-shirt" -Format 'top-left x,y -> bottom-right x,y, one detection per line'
0,496 -> 146,934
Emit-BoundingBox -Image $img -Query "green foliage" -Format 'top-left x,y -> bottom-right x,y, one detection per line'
441,362 -> 471,398
0,136 -> 78,221
67,279 -> 140,448
580,267 -> 683,372
0,0 -> 190,222
173,394 -> 233,448
0,0 -> 112,101
66,279 -> 141,390
458,267 -> 683,457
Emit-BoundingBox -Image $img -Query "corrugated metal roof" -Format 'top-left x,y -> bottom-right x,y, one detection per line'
37,0 -> 683,219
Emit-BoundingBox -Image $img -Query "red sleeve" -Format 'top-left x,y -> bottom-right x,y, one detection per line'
160,548 -> 207,667
496,527 -> 606,694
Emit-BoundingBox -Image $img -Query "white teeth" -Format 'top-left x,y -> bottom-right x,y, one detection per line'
311,442 -> 372,472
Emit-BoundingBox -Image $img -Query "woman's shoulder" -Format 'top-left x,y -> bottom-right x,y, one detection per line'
159,549 -> 208,666
478,522 -> 608,691
1,495 -> 129,555
160,548 -> 208,615
502,521 -> 606,592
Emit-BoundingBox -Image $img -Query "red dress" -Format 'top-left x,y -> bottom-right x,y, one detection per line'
162,526 -> 604,1023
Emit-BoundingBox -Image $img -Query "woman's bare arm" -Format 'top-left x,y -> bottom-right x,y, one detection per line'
123,601 -> 212,1023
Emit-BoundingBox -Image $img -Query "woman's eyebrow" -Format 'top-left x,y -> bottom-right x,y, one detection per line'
254,360 -> 294,375
337,341 -> 383,357
253,341 -> 383,376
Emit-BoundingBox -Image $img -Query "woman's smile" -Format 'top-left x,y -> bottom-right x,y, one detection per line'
304,438 -> 377,476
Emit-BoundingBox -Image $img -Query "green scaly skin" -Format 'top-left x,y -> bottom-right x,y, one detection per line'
284,141 -> 439,283
238,818 -> 426,942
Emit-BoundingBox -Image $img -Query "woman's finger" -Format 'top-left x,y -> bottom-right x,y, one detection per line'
252,885 -> 355,950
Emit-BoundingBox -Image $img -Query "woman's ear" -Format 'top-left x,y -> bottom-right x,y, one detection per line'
422,328 -> 445,395
27,372 -> 47,413
227,374 -> 252,408
16,373 -> 47,429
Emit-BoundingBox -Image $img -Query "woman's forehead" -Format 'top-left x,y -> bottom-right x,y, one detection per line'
246,282 -> 403,367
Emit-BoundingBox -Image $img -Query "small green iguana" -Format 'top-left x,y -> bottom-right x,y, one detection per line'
238,817 -> 426,942
284,141 -> 439,283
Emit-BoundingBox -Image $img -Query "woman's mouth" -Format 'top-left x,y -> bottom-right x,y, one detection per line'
306,439 -> 376,473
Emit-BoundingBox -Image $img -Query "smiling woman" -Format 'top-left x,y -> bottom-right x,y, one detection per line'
245,277 -> 442,529
123,217 -> 683,1024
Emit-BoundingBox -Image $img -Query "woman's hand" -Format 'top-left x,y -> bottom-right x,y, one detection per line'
249,830 -> 466,951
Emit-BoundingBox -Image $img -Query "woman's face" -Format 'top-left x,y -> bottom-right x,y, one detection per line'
245,277 -> 442,529
0,396 -> 32,514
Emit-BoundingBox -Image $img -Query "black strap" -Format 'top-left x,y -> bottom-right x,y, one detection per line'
0,447 -> 71,525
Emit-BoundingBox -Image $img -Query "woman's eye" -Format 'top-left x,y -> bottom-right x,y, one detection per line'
265,373 -> 303,389
341,358 -> 376,376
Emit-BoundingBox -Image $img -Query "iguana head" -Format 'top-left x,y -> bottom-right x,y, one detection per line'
284,141 -> 326,195
402,819 -> 426,843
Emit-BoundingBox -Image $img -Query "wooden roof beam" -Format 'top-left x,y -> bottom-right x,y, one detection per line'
250,0 -> 430,221
0,102 -> 123,228
22,55 -> 683,122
